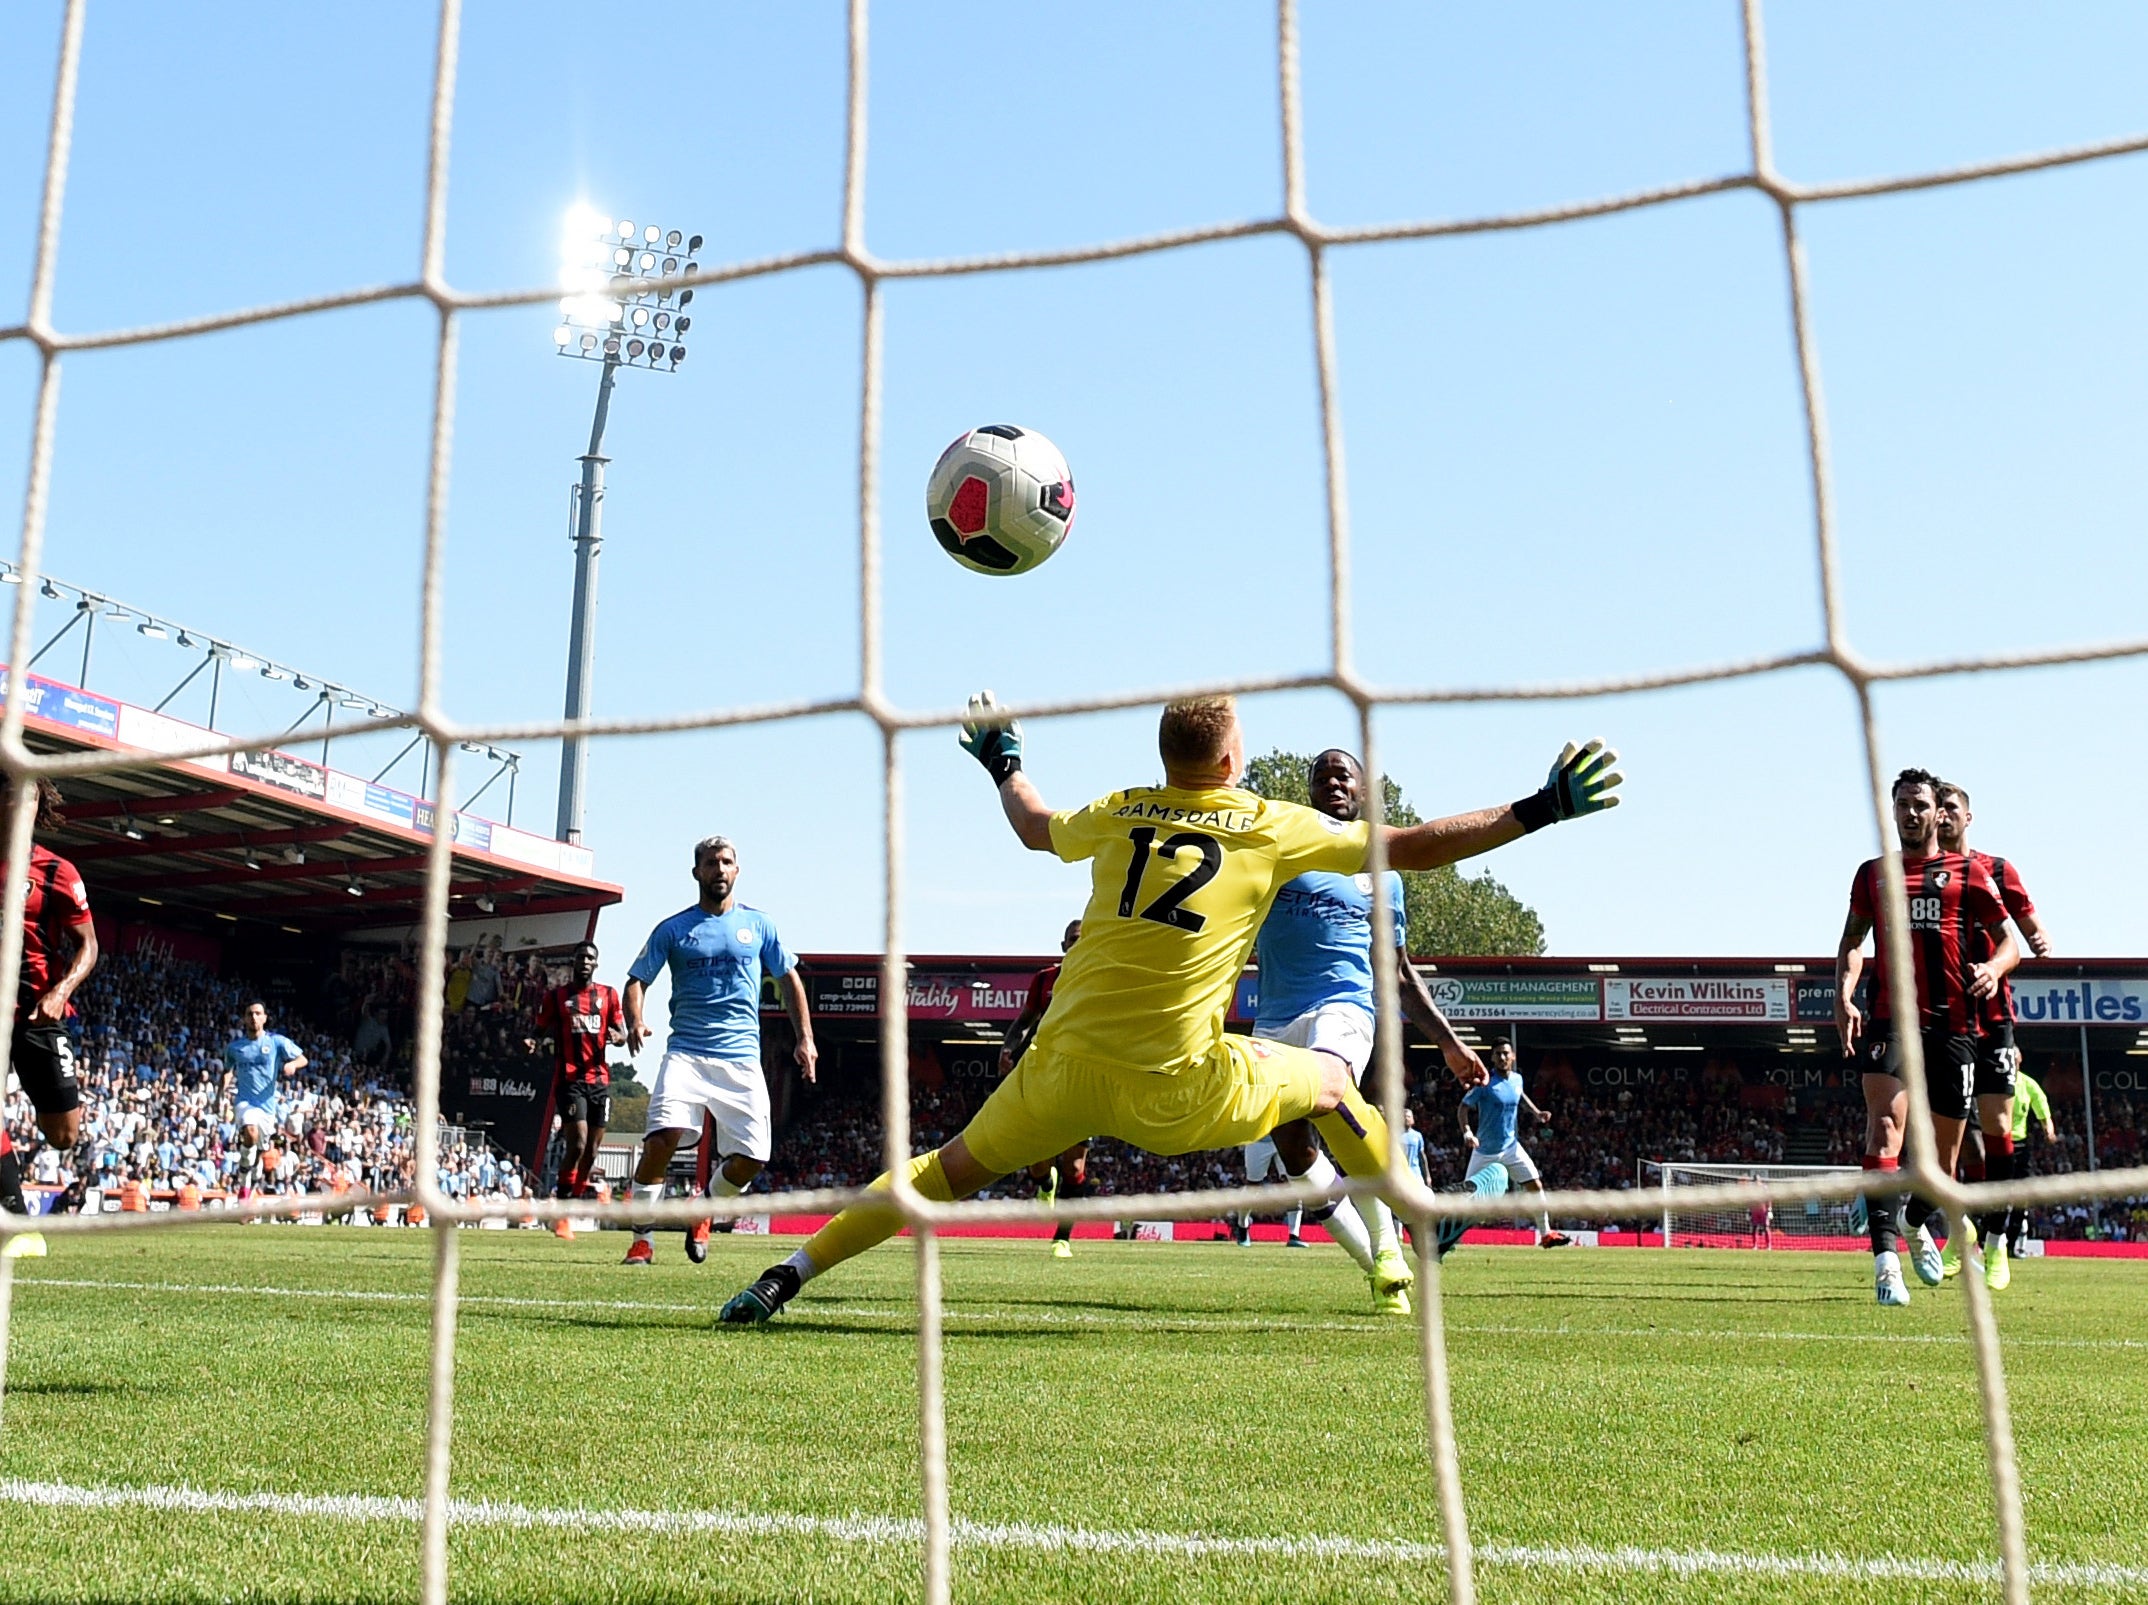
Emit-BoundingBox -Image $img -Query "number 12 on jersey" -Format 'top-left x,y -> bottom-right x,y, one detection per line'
1115,827 -> 1222,932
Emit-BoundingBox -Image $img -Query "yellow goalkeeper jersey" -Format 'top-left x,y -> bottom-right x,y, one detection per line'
1031,785 -> 1371,1072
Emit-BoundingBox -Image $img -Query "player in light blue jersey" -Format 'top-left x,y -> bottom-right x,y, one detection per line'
223,1001 -> 307,1200
1460,1037 -> 1567,1246
1400,1108 -> 1429,1185
1248,750 -> 1487,1315
622,835 -> 817,1265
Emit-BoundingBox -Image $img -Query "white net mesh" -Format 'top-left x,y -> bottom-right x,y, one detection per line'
5,2 -> 2148,1602
1643,1161 -> 1865,1246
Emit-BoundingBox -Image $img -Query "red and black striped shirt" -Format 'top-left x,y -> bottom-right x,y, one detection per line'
535,983 -> 624,1086
1964,851 -> 2036,1033
21,844 -> 92,996
1848,852 -> 2008,1034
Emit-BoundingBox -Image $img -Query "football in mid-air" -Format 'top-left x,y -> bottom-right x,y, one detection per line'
925,424 -> 1076,576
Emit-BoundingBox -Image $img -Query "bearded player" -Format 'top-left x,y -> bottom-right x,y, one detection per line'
1247,748 -> 1487,1314
1836,769 -> 2017,1307
533,941 -> 626,1240
1934,781 -> 2049,1290
1000,918 -> 1092,1258
1,778 -> 98,1260
721,693 -> 1619,1324
622,836 -> 817,1266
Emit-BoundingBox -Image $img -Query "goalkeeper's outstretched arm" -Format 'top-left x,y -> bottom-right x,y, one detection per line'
1384,739 -> 1622,872
993,771 -> 1055,853
961,690 -> 1054,851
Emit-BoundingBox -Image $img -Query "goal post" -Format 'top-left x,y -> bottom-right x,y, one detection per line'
1643,1161 -> 1863,1249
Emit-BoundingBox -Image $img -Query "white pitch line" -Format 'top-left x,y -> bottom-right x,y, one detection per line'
15,1275 -> 2148,1351
2,1478 -> 2144,1589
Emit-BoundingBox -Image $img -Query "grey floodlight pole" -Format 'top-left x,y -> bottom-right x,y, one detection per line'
556,357 -> 619,846
549,209 -> 700,847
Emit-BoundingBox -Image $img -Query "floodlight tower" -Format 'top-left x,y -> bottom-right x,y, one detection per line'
551,204 -> 701,845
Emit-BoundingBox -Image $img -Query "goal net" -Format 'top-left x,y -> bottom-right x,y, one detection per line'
5,3 -> 2148,1604
1643,1161 -> 1863,1248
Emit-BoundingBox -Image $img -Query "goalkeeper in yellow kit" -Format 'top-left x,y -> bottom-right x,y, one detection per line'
720,693 -> 1620,1324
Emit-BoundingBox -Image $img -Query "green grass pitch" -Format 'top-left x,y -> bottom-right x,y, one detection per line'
0,1228 -> 2142,1603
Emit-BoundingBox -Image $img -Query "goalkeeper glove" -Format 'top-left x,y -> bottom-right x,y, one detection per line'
959,690 -> 1024,786
1513,739 -> 1622,832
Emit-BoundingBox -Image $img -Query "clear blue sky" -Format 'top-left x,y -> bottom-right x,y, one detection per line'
3,4 -> 2144,1019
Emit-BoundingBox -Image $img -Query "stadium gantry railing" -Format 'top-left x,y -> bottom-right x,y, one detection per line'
5,1 -> 2148,1602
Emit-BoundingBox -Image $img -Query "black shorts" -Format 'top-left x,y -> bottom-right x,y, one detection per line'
12,1017 -> 79,1116
1974,1024 -> 2019,1100
1863,1024 -> 1977,1123
558,1081 -> 610,1128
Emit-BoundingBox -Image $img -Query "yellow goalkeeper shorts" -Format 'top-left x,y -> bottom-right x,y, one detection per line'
959,1033 -> 1331,1180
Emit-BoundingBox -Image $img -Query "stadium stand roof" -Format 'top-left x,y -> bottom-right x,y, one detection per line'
15,666 -> 621,938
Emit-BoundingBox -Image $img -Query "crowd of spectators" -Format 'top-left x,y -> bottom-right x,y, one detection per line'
753,1055 -> 2147,1241
1,944 -> 532,1213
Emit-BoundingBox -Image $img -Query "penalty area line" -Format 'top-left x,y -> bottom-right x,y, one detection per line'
0,1478 -> 2143,1589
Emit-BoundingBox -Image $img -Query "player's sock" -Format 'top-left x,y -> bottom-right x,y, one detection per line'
1861,1155 -> 1901,1255
1534,1204 -> 1553,1237
0,1142 -> 27,1217
1363,1195 -> 1399,1262
1296,1154 -> 1377,1272
1052,1220 -> 1074,1244
1308,1085 -> 1394,1198
708,1170 -> 747,1199
793,1149 -> 961,1279
631,1180 -> 664,1242
1980,1134 -> 2015,1244
1284,1203 -> 1303,1240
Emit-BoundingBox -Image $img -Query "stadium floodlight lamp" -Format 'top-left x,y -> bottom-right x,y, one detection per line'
292,675 -> 311,691
121,820 -> 143,841
103,602 -> 129,619
345,880 -> 365,897
475,894 -> 497,914
137,620 -> 167,639
365,704 -> 393,719
336,690 -> 369,709
175,631 -> 196,648
243,853 -> 263,871
558,204 -> 698,371
283,847 -> 307,865
39,579 -> 60,600
459,741 -> 484,754
0,566 -> 19,585
260,665 -> 288,681
228,652 -> 258,671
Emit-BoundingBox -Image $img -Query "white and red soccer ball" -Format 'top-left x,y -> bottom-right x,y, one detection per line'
925,424 -> 1075,576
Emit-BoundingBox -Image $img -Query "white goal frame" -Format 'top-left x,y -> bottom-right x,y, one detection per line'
1643,1160 -> 1865,1247
5,3 -> 2148,1603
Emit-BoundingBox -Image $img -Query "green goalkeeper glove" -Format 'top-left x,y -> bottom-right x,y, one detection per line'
959,690 -> 1024,786
1513,739 -> 1622,832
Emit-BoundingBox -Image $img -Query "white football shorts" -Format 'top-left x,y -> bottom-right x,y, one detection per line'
1242,1002 -> 1378,1174
234,1101 -> 279,1138
645,1051 -> 772,1162
1241,1135 -> 1289,1182
1466,1142 -> 1540,1186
